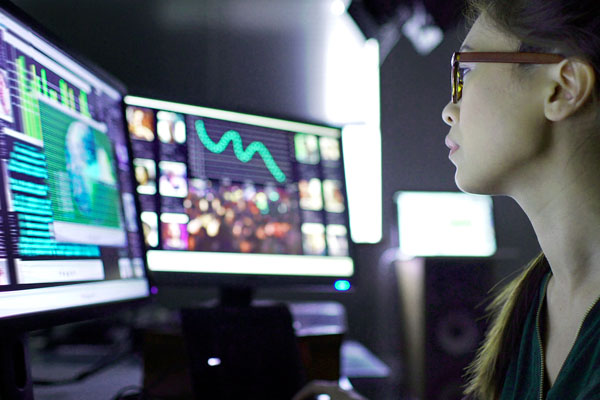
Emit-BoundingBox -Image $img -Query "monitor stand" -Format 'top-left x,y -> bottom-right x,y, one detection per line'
218,285 -> 254,307
0,332 -> 34,400
180,286 -> 305,400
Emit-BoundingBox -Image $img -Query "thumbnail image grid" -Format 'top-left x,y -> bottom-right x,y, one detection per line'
134,158 -> 157,195
126,106 -> 351,259
294,133 -> 320,164
157,111 -> 186,144
126,106 -> 155,142
158,161 -> 188,198
294,133 -> 349,256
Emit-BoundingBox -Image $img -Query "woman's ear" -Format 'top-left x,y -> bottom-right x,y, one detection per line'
544,58 -> 596,121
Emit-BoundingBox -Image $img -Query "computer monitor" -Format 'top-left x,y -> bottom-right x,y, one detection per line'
124,96 -> 355,296
0,3 -> 149,398
395,191 -> 497,257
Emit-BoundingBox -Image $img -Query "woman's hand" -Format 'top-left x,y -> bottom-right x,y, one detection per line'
292,380 -> 368,400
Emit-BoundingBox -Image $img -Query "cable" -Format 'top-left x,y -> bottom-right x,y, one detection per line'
112,385 -> 145,400
32,303 -> 153,387
33,345 -> 135,386
112,385 -> 150,400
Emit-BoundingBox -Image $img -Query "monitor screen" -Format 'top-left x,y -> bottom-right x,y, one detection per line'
395,191 -> 497,257
0,5 -> 149,322
124,96 -> 354,288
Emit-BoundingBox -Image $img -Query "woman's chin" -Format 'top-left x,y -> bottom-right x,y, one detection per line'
454,172 -> 498,196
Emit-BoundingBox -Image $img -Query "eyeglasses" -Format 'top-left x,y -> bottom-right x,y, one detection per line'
451,51 -> 565,103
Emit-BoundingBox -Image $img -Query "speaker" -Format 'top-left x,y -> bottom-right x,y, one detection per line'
396,258 -> 492,400
424,258 -> 492,400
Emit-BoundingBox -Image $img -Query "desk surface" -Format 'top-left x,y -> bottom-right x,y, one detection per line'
32,345 -> 142,400
32,341 -> 392,400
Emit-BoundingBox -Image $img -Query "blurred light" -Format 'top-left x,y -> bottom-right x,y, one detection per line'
343,124 -> 382,243
324,17 -> 379,125
401,3 -> 443,55
146,250 -> 353,276
330,0 -> 346,16
339,376 -> 354,391
150,286 -> 158,295
317,395 -> 331,400
334,280 -> 351,291
395,257 -> 426,396
160,212 -> 189,224
395,191 -> 497,257
324,17 -> 382,244
207,357 -> 221,367
363,38 -> 381,125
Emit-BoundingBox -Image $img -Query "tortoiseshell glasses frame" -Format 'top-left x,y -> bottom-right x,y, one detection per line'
451,51 -> 565,103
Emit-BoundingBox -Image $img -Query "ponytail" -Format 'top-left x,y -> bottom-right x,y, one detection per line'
463,252 -> 550,399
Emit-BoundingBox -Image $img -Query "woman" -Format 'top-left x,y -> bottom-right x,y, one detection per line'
295,0 -> 600,398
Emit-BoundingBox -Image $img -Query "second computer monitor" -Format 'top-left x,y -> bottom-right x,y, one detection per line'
124,96 -> 354,290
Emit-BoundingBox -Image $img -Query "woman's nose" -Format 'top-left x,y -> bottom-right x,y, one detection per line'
441,101 -> 458,126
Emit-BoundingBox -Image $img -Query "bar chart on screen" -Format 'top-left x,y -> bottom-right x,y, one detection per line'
11,53 -> 92,140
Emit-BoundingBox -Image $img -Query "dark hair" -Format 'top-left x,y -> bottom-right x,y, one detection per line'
466,0 -> 600,93
463,253 -> 549,399
461,3 -> 600,398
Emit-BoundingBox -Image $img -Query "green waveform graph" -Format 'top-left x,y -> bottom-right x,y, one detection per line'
195,119 -> 286,183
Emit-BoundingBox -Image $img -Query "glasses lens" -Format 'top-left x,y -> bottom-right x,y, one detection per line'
452,66 -> 456,103
451,53 -> 459,103
452,63 -> 459,103
452,53 -> 463,103
456,68 -> 462,103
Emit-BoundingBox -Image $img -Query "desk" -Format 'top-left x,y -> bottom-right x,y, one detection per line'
32,341 -> 395,400
32,345 -> 143,400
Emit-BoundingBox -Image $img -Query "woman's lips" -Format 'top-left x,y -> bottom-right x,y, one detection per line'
445,136 -> 460,156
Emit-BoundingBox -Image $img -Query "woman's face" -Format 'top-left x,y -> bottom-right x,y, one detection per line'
441,14 -> 552,195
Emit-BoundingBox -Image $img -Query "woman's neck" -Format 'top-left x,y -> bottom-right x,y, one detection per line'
513,150 -> 600,300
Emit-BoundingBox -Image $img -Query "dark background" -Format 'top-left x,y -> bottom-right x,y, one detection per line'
9,0 -> 541,398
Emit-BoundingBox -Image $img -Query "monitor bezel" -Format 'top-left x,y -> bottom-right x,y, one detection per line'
0,1 -> 151,330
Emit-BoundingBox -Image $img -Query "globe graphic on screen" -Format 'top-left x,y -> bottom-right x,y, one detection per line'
65,121 -> 98,216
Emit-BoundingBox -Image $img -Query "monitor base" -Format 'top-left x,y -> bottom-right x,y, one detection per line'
0,332 -> 34,400
179,292 -> 305,400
